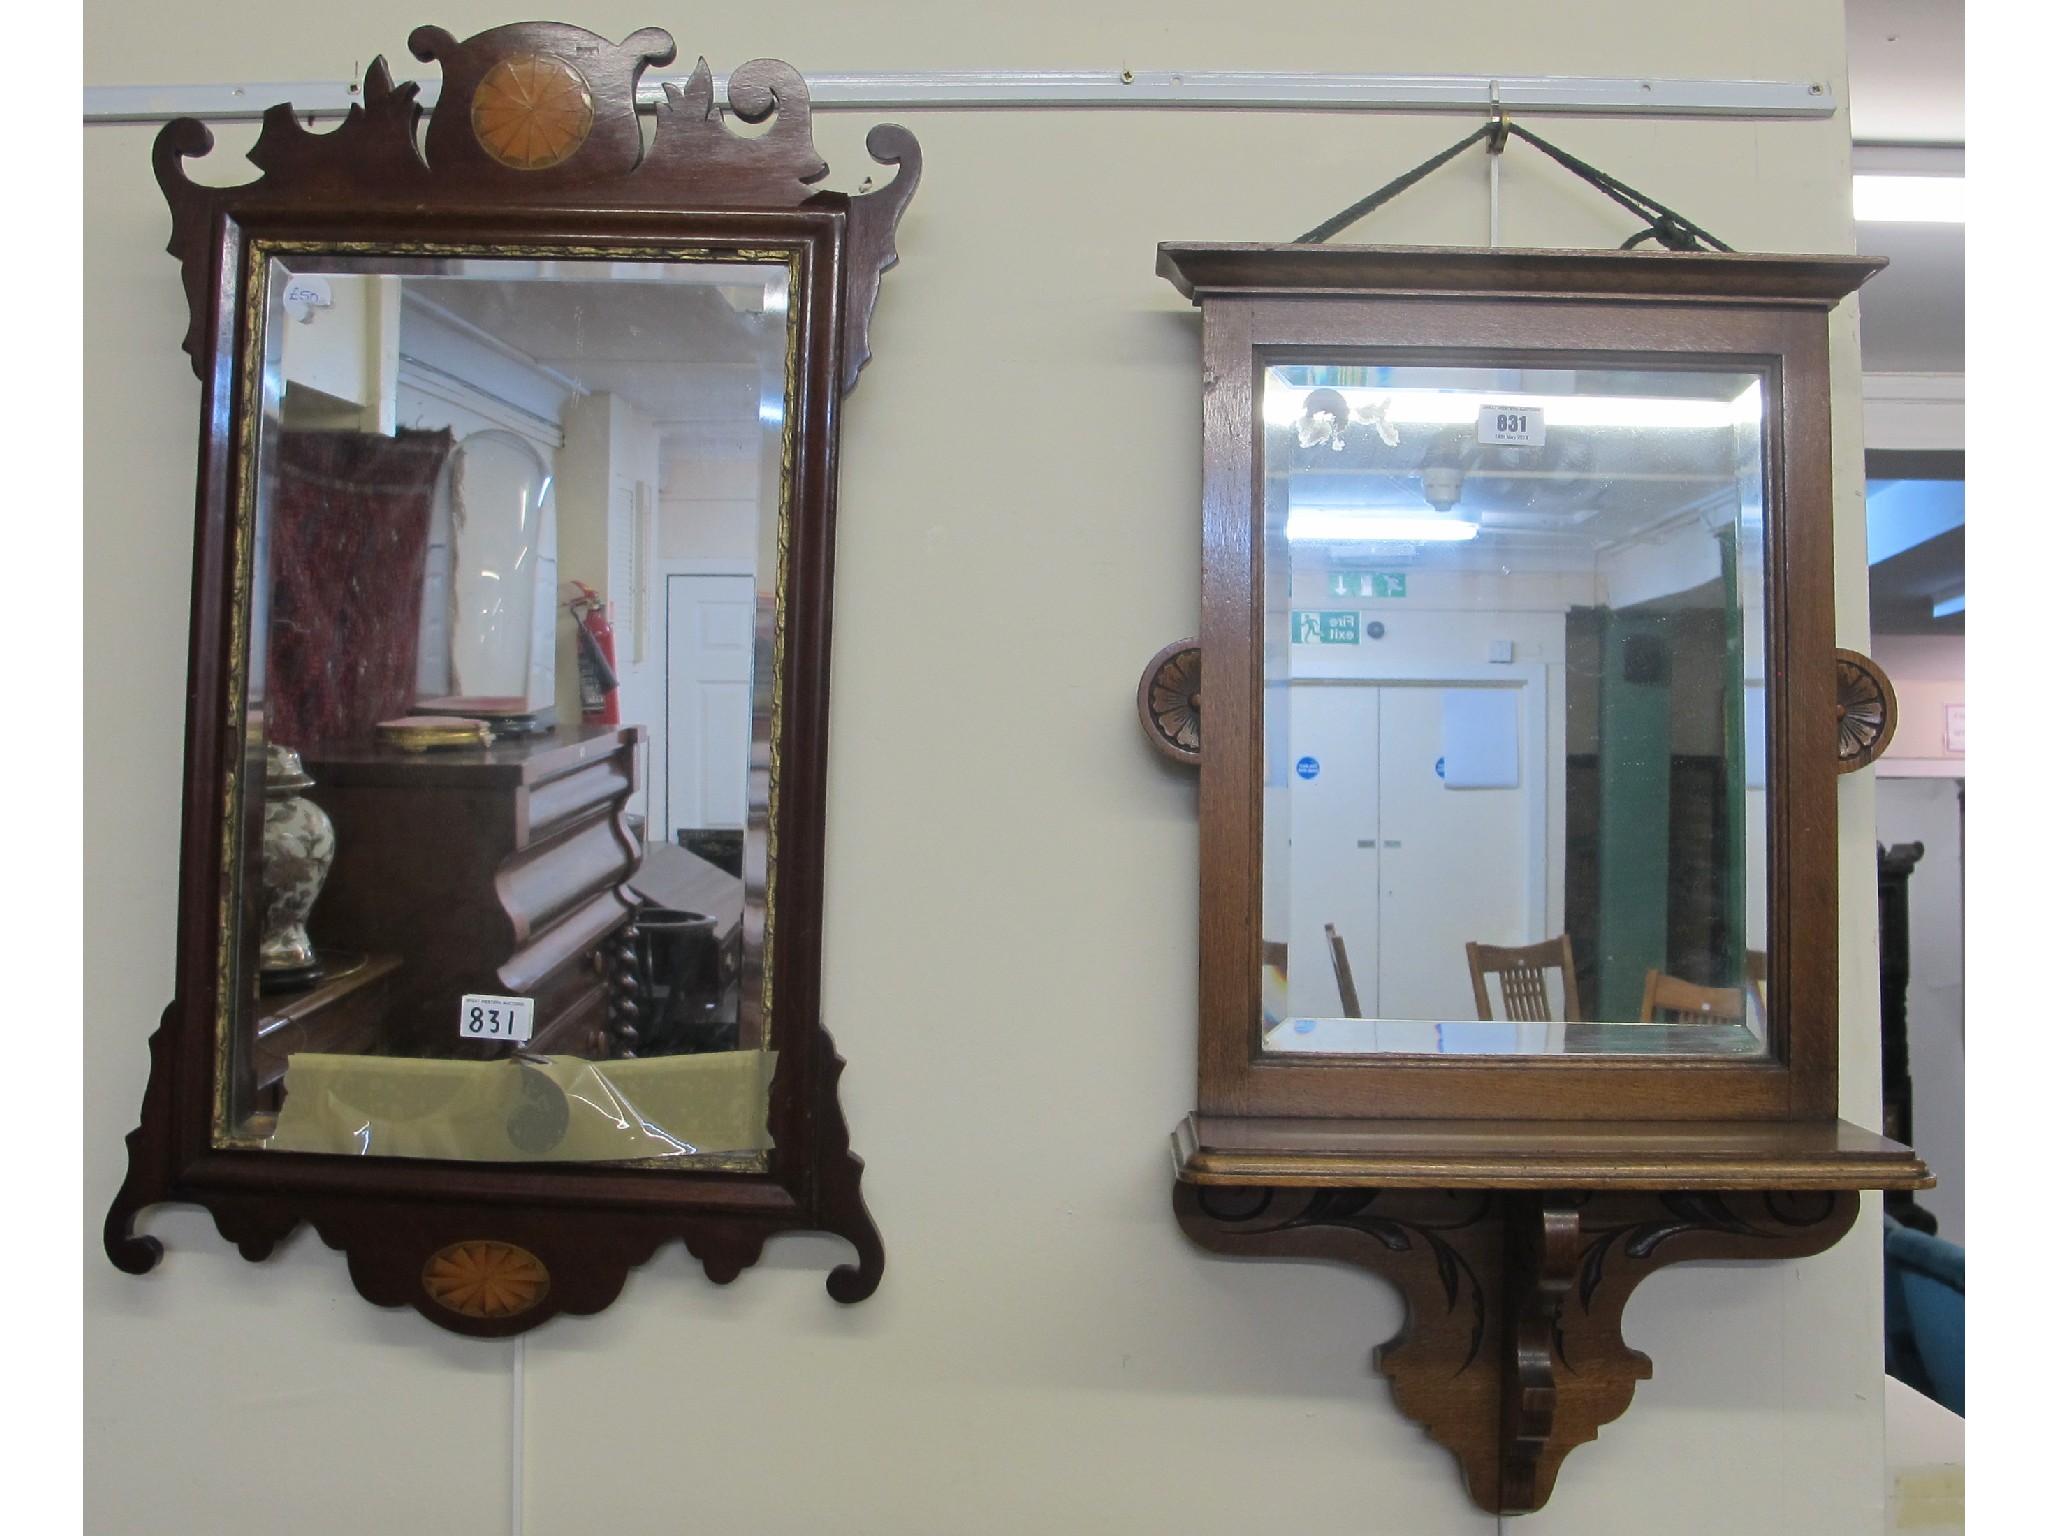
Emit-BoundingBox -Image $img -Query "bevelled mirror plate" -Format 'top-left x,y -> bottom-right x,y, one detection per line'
1261,362 -> 1770,1059
105,21 -> 920,1335
228,250 -> 797,1166
1156,244 -> 1894,1126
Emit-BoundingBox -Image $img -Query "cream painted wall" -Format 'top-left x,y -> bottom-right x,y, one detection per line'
84,4 -> 1887,1534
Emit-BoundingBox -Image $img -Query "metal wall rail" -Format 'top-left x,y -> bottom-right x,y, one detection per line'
85,69 -> 1834,126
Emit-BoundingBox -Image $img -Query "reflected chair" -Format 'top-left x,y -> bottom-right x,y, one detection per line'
1323,924 -> 1363,1018
1465,936 -> 1582,1023
1261,939 -> 1289,980
1639,969 -> 1746,1025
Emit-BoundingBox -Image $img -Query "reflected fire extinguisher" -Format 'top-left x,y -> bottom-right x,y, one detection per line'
566,581 -> 620,726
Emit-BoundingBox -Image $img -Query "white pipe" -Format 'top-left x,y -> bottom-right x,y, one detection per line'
84,69 -> 1834,125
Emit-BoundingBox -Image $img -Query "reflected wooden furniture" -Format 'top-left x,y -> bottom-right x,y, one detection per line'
1639,970 -> 1746,1025
302,725 -> 643,1060
1745,948 -> 1769,1016
1466,936 -> 1582,1023
630,842 -> 743,977
251,952 -> 402,1107
627,841 -> 749,1050
1323,923 -> 1362,1017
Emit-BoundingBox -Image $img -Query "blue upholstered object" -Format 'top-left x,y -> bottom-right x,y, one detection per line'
1883,1215 -> 1964,1415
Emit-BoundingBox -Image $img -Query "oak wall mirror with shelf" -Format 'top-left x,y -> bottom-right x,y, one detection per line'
103,19 -> 920,1336
1145,243 -> 1930,1514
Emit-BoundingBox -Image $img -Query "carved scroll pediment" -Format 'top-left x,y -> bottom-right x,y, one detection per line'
152,21 -> 920,388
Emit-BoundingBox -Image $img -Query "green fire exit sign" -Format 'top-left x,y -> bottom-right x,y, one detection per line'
1292,611 -> 1360,644
1329,571 -> 1406,598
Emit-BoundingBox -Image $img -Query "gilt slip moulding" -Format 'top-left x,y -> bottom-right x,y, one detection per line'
103,20 -> 920,1337
1150,241 -> 1927,1513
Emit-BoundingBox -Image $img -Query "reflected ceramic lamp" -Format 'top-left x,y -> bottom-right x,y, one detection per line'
259,744 -> 336,991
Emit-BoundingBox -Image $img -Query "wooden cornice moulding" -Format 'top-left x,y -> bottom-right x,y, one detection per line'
1155,243 -> 1888,306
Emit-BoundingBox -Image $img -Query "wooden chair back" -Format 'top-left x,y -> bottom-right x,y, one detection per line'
1323,923 -> 1363,1018
1639,969 -> 1746,1025
1261,939 -> 1289,980
1465,936 -> 1581,1023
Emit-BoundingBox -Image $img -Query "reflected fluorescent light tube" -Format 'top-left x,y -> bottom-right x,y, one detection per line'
1853,175 -> 1965,223
1930,593 -> 1964,618
1264,385 -> 1760,431
1286,513 -> 1479,543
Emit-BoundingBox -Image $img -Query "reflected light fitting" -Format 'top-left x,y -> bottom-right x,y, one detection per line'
1286,512 -> 1479,543
1265,384 -> 1761,432
1853,175 -> 1965,224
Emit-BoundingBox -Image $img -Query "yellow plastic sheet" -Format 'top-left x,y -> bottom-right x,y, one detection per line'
268,1050 -> 775,1161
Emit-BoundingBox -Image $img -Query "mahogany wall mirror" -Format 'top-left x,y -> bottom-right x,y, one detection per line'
104,20 -> 920,1336
1143,244 -> 1930,1513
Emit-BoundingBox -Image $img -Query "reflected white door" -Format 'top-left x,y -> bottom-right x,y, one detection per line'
665,574 -> 755,838
1286,685 -> 1381,1018
1376,686 -> 1531,1021
1284,681 -> 1537,1021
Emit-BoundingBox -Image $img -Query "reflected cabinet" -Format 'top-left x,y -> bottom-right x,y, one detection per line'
1150,244 -> 1929,1513
105,21 -> 919,1334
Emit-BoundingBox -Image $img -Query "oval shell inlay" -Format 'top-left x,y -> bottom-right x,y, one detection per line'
422,1240 -> 551,1318
470,54 -> 595,171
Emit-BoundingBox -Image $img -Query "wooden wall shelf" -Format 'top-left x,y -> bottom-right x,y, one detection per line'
1154,241 -> 1921,1515
1171,1117 -> 1925,1513
1172,1114 -> 1930,1190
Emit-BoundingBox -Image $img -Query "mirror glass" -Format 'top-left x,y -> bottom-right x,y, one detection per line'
1260,363 -> 1769,1057
221,249 -> 797,1160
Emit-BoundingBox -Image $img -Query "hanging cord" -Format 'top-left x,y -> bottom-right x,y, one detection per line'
1296,116 -> 1732,252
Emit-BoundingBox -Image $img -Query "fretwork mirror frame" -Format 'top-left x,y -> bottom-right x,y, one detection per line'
103,20 -> 919,1337
1148,243 -> 1931,1514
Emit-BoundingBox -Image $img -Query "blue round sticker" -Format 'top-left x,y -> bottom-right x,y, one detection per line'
1296,756 -> 1320,780
1434,756 -> 1446,779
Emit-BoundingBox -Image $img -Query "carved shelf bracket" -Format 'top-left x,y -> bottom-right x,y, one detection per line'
1174,1182 -> 1857,1515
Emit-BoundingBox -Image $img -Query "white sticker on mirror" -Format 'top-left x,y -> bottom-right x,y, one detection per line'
1476,404 -> 1545,447
460,993 -> 535,1043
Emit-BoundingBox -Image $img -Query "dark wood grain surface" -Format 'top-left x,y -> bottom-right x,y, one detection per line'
1160,243 -> 1907,1516
1175,249 -> 1872,1127
105,20 -> 914,1335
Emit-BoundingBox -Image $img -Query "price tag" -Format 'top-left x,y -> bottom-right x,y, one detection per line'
1476,404 -> 1545,447
459,993 -> 535,1043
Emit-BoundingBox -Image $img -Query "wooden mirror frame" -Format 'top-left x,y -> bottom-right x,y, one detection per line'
103,20 -> 920,1337
1151,244 -> 1930,1513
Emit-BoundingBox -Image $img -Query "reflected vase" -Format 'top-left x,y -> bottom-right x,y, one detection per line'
259,743 -> 336,991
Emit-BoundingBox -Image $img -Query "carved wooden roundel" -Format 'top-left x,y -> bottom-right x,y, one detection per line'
471,54 -> 595,170
422,1240 -> 552,1318
1835,647 -> 1897,773
1138,639 -> 1201,764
